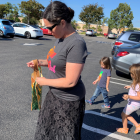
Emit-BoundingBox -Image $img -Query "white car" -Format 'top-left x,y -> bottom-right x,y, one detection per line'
12,22 -> 43,39
86,29 -> 96,36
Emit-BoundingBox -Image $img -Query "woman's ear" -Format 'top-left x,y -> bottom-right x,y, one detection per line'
61,19 -> 66,28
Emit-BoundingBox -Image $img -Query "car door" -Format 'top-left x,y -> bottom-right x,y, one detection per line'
17,24 -> 27,36
13,24 -> 19,35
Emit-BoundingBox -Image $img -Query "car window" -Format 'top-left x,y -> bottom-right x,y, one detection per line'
13,24 -> 18,27
128,34 -> 140,42
87,30 -> 92,31
2,21 -> 11,25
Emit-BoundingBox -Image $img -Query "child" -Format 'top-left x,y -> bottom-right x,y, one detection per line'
85,56 -> 111,108
117,64 -> 140,134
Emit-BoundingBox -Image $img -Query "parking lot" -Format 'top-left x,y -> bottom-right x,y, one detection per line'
0,34 -> 139,140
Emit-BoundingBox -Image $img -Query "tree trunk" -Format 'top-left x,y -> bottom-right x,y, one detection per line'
28,16 -> 29,24
96,21 -> 98,33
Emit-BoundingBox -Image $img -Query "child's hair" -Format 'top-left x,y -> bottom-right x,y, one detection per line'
99,57 -> 112,70
129,64 -> 140,90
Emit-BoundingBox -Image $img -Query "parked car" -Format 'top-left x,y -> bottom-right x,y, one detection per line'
85,29 -> 96,36
0,19 -> 15,38
112,43 -> 140,74
111,30 -> 140,55
108,33 -> 117,39
12,22 -> 43,39
40,26 -> 52,35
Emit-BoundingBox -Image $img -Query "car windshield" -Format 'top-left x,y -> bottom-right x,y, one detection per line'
87,30 -> 92,31
30,25 -> 39,28
2,21 -> 11,25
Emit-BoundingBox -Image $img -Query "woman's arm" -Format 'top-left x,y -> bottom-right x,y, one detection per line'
36,62 -> 84,88
38,59 -> 48,67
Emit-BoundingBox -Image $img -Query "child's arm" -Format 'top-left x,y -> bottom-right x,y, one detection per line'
123,91 -> 140,101
92,77 -> 99,85
124,85 -> 131,89
106,77 -> 110,92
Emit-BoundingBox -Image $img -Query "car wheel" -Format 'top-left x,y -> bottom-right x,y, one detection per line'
25,32 -> 31,39
10,35 -> 14,38
0,30 -> 4,37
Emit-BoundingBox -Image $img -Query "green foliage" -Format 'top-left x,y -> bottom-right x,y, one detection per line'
12,4 -> 19,20
0,4 -> 6,18
4,2 -> 13,19
82,24 -> 89,30
22,16 -> 38,25
108,3 -> 134,32
126,28 -> 140,31
98,26 -> 102,33
19,0 -> 45,24
79,3 -> 104,27
77,26 -> 81,30
71,20 -> 77,29
90,26 -> 96,30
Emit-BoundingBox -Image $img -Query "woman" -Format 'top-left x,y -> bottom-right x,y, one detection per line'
27,1 -> 88,140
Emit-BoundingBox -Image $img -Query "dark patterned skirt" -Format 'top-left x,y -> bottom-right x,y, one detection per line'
34,90 -> 85,140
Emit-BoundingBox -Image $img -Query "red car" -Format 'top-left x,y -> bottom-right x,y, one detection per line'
40,27 -> 52,35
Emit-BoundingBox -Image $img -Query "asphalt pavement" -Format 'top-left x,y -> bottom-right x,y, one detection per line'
0,34 -> 139,140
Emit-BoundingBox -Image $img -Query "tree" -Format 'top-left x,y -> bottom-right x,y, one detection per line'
98,26 -> 102,34
90,26 -> 96,30
101,17 -> 108,33
19,0 -> 45,24
4,2 -> 13,19
108,3 -> 133,34
71,20 -> 77,29
77,26 -> 81,30
12,4 -> 19,21
79,3 -> 104,32
82,24 -> 89,30
22,16 -> 38,25
0,4 -> 6,18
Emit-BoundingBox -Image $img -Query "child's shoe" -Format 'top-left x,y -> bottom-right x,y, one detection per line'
101,104 -> 110,108
116,128 -> 129,134
85,99 -> 93,105
134,124 -> 140,134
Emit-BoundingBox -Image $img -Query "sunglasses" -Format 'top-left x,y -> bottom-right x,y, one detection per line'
47,23 -> 59,31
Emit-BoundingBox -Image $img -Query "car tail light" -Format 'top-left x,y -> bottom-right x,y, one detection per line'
116,51 -> 129,57
115,41 -> 123,46
3,26 -> 6,29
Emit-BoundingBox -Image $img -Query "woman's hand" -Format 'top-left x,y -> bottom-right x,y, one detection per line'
123,94 -> 129,100
124,85 -> 131,89
27,60 -> 34,68
36,77 -> 47,86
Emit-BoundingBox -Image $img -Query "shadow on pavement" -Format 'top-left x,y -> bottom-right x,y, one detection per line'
83,92 -> 140,139
0,37 -> 13,41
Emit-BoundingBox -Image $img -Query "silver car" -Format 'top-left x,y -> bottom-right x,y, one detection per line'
108,33 -> 117,39
112,43 -> 140,74
85,29 -> 96,36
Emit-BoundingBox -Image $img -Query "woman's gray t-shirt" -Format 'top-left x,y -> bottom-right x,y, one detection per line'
46,32 -> 88,101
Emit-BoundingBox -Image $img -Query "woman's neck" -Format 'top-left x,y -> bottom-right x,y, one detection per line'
62,24 -> 75,39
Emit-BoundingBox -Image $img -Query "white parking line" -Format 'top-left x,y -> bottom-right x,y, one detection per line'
82,123 -> 134,140
110,81 -> 128,86
111,77 -> 132,83
85,110 -> 133,125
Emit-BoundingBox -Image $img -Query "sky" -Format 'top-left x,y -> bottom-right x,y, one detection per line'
0,0 -> 140,28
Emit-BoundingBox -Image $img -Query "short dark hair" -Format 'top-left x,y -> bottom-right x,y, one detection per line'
99,57 -> 112,70
42,1 -> 74,24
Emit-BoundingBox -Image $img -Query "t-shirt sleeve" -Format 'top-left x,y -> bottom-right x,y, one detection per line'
135,84 -> 140,92
107,70 -> 111,77
66,40 -> 88,63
